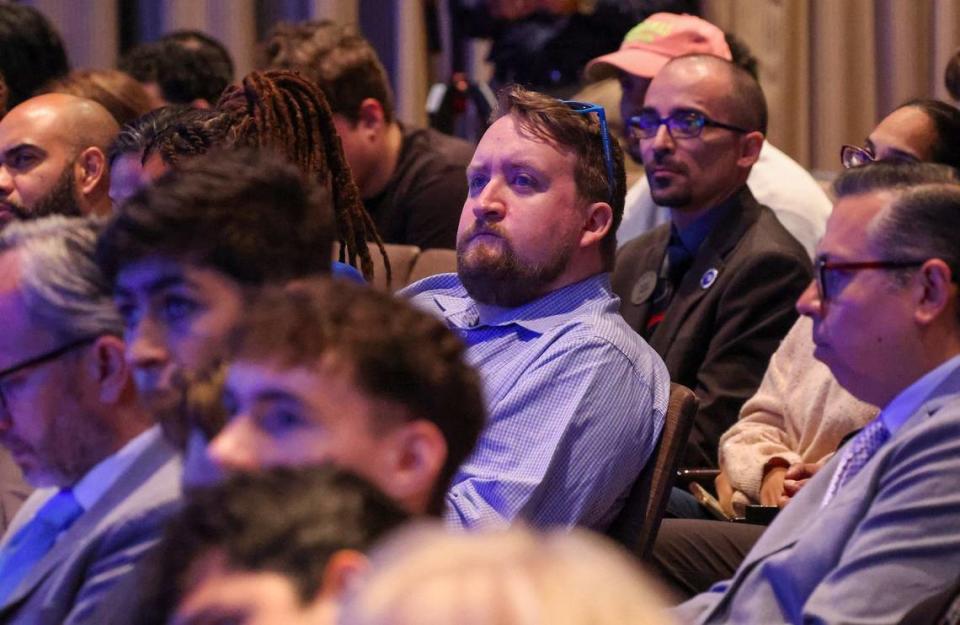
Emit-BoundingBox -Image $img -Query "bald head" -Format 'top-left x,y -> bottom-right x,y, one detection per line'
9,93 -> 119,151
655,55 -> 767,135
0,93 -> 118,223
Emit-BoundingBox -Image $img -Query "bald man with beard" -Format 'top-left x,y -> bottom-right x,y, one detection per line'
0,93 -> 118,227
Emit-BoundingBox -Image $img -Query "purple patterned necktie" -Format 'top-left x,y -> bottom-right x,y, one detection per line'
822,418 -> 891,507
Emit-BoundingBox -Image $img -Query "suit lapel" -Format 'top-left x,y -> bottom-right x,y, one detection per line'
735,362 -> 960,572
619,226 -> 669,332
0,434 -> 176,611
649,188 -> 762,353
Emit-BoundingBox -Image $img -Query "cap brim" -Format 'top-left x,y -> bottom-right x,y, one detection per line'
585,48 -> 672,82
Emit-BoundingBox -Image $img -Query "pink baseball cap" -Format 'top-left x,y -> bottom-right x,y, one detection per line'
586,13 -> 732,81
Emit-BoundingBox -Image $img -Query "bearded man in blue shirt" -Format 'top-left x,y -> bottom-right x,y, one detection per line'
404,85 -> 670,530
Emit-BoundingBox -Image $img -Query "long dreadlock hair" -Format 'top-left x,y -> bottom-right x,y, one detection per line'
216,69 -> 388,282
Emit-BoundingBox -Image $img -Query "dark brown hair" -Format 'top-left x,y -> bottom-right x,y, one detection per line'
146,467 -> 409,624
96,148 -> 335,287
216,70 -> 388,281
260,20 -> 394,123
496,85 -> 626,269
230,279 -> 486,515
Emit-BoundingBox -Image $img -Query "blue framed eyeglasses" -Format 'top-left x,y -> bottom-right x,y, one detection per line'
561,100 -> 616,205
627,109 -> 750,140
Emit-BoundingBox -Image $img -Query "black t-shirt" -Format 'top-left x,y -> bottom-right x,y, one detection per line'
363,125 -> 474,249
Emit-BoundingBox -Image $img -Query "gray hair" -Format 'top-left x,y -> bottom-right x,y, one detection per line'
873,183 -> 960,292
0,216 -> 123,341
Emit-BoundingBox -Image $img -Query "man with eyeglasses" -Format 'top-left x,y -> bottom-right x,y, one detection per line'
404,84 -> 670,530
676,161 -> 960,624
651,104 -> 960,601
611,54 -> 811,471
585,12 -> 831,259
0,216 -> 181,625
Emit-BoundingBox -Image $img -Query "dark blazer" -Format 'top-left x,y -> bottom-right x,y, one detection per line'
613,187 -> 812,467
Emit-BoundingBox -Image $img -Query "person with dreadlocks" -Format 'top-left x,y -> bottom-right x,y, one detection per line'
262,21 -> 473,250
142,69 -> 387,282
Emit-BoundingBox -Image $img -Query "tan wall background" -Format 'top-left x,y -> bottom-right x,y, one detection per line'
704,0 -> 960,172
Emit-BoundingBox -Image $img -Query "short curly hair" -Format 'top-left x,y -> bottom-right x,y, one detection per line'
150,467 -> 409,623
230,278 -> 486,515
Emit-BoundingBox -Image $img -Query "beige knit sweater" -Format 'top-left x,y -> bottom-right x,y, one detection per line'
718,316 -> 879,509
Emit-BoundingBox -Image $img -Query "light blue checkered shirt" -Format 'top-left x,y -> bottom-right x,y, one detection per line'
403,272 -> 669,530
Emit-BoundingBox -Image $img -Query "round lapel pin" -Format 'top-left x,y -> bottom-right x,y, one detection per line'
700,268 -> 719,289
631,270 -> 658,305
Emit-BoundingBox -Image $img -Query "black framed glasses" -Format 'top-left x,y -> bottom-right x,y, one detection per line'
840,144 -> 920,169
815,258 -> 926,301
0,336 -> 98,414
561,100 -> 616,204
627,109 -> 751,141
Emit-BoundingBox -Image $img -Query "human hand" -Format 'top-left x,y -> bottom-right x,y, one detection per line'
760,466 -> 788,507
779,462 -> 822,507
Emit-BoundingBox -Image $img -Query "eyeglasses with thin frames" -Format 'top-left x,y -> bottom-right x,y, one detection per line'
814,258 -> 926,302
627,109 -> 750,141
0,336 -> 98,415
561,100 -> 616,205
839,144 -> 920,169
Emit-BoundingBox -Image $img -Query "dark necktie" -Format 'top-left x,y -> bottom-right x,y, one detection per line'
645,232 -> 693,337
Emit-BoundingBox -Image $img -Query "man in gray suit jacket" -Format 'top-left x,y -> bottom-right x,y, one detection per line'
677,162 -> 960,624
0,216 -> 181,625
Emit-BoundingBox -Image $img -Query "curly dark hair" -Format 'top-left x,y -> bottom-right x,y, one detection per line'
147,466 -> 409,623
96,148 -> 335,287
137,70 -> 388,282
119,32 -> 233,105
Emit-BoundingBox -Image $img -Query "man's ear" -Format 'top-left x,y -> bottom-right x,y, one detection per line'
580,201 -> 613,248
380,419 -> 447,514
914,258 -> 956,326
736,130 -> 765,168
318,549 -> 369,601
85,335 -> 130,404
356,98 -> 387,131
74,147 -> 109,196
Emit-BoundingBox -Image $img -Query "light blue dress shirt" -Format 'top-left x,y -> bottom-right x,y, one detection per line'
403,272 -> 670,530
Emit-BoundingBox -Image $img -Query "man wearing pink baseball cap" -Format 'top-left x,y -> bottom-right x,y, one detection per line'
586,13 -> 831,259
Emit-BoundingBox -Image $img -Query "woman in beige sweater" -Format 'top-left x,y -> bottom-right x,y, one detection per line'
717,315 -> 879,516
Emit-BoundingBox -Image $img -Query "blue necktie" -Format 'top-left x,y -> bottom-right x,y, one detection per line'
822,419 -> 890,507
0,489 -> 83,604
645,231 -> 693,337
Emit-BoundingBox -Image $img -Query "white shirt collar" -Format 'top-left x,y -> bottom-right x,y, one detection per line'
71,425 -> 160,512
881,353 -> 960,436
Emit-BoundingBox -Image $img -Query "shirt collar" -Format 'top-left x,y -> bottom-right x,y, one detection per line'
72,426 -> 160,512
435,274 -> 613,335
880,353 -> 960,435
673,192 -> 738,257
